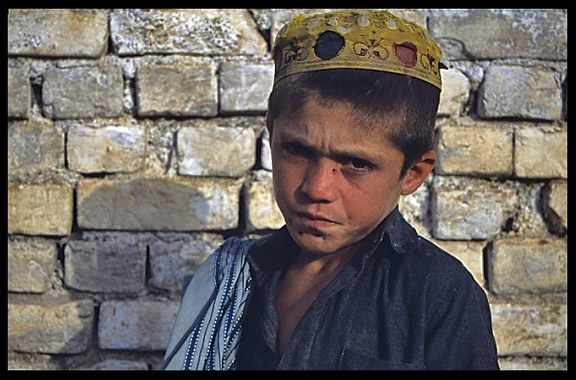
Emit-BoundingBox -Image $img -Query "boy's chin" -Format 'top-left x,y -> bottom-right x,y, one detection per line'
289,227 -> 364,258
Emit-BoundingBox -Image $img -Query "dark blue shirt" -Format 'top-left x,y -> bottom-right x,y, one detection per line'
236,208 -> 499,370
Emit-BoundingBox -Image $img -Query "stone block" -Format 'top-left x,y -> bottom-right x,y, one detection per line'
431,177 -> 516,240
245,170 -> 285,231
8,237 -> 57,293
98,301 -> 179,350
8,183 -> 73,236
429,9 -> 567,60
437,68 -> 470,117
8,9 -> 108,57
499,356 -> 567,371
148,234 -> 223,291
477,65 -> 563,121
110,9 -> 267,56
487,237 -> 566,295
8,122 -> 65,174
506,181 -> 550,238
543,180 -> 567,233
435,125 -> 513,177
177,126 -> 256,177
64,236 -> 147,293
491,303 -> 567,356
136,60 -> 217,117
514,126 -> 567,179
8,300 -> 94,354
8,63 -> 30,118
42,65 -> 124,119
77,178 -> 241,231
398,180 -> 430,238
86,360 -> 149,370
67,125 -> 146,173
220,63 -> 274,113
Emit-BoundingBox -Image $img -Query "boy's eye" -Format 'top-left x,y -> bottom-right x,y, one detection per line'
344,157 -> 372,171
283,142 -> 310,157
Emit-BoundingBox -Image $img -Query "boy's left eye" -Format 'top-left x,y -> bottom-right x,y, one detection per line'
344,158 -> 372,171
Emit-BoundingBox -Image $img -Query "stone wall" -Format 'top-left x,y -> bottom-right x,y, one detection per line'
8,9 -> 567,370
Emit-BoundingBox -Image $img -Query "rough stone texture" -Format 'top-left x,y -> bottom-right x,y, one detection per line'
507,181 -> 551,238
110,9 -> 267,56
77,178 -> 241,231
148,234 -> 223,291
245,170 -> 285,231
67,125 -> 146,173
8,122 -> 65,174
435,125 -> 513,177
136,59 -> 217,117
429,9 -> 567,60
499,356 -> 567,370
98,301 -> 179,350
8,62 -> 30,118
8,301 -> 94,354
8,9 -> 108,57
437,68 -> 470,117
43,65 -> 124,119
431,177 -> 516,240
398,180 -> 430,238
488,237 -> 567,295
514,126 -> 567,179
64,237 -> 147,293
491,303 -> 567,356
220,63 -> 274,113
477,65 -> 563,121
86,360 -> 149,370
8,237 -> 57,293
177,126 -> 256,177
8,184 -> 73,236
543,180 -> 567,233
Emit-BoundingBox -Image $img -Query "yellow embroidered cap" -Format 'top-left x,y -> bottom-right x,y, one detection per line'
272,9 -> 443,90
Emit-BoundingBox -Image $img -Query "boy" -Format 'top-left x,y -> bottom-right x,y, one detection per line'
162,9 -> 499,370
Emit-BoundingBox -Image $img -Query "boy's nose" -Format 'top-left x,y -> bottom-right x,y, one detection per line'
299,160 -> 338,203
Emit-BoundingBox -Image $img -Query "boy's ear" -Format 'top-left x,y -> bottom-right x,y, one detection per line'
400,150 -> 436,196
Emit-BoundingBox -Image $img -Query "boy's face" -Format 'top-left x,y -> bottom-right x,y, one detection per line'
268,97 -> 434,258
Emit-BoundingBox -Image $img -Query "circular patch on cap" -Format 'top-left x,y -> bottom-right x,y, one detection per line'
393,42 -> 417,67
314,31 -> 345,60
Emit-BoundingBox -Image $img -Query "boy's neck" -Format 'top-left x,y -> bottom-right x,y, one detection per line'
274,240 -> 364,356
291,242 -> 360,277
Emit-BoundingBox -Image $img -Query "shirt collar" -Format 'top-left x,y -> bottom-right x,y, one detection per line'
372,206 -> 419,256
247,206 -> 418,284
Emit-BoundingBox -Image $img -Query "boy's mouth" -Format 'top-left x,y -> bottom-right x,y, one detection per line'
295,211 -> 340,229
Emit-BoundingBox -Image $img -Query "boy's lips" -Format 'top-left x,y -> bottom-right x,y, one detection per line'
294,211 -> 341,229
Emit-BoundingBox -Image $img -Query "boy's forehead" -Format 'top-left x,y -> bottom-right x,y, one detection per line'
275,94 -> 393,138
274,97 -> 397,156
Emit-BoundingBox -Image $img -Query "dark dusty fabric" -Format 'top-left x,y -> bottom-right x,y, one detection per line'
236,208 -> 499,370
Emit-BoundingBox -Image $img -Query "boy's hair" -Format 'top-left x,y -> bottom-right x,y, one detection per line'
267,69 -> 440,177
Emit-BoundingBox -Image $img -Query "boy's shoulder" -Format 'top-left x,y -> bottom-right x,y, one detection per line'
399,233 -> 485,299
212,236 -> 263,270
382,212 -> 481,292
414,235 -> 467,270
